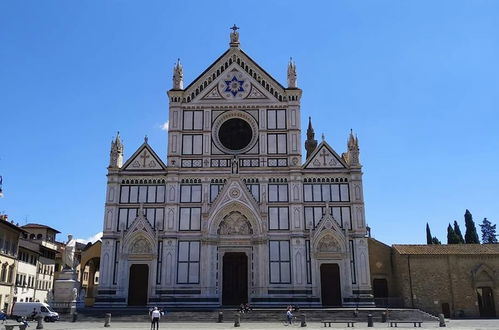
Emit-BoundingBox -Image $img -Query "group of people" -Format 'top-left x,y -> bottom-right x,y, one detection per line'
238,303 -> 253,314
148,306 -> 166,330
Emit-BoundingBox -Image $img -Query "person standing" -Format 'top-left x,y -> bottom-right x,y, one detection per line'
286,307 -> 293,325
150,307 -> 161,330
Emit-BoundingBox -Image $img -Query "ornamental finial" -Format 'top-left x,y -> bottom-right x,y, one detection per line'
230,24 -> 240,47
287,57 -> 297,88
173,58 -> 183,90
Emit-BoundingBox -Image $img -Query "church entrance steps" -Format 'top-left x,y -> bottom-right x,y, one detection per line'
62,308 -> 438,323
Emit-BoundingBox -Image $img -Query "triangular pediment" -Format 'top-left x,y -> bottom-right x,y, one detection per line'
122,142 -> 167,171
311,206 -> 347,255
207,177 -> 261,224
303,142 -> 348,169
180,47 -> 288,103
123,207 -> 157,255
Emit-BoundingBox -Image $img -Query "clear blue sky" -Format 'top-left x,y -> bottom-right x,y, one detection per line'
1,1 -> 498,244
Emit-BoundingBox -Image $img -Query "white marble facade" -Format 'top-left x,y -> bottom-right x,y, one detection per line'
96,28 -> 372,307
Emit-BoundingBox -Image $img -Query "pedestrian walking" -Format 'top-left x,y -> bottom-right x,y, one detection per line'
150,306 -> 161,330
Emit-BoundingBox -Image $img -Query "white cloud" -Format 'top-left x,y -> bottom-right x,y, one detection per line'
76,232 -> 103,244
160,120 -> 169,131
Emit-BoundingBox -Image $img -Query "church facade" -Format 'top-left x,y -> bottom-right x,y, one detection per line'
96,28 -> 372,307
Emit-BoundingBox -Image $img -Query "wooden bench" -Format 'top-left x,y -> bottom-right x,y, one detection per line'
389,321 -> 423,327
4,324 -> 27,330
322,320 -> 356,327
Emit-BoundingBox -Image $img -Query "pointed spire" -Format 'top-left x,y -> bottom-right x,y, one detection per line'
229,24 -> 240,47
109,131 -> 124,169
173,58 -> 183,90
345,129 -> 360,167
287,57 -> 297,88
305,117 -> 318,159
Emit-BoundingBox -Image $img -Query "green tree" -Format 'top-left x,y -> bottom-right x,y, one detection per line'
464,209 -> 480,244
453,220 -> 465,243
426,223 -> 433,244
479,218 -> 498,244
447,224 -> 460,244
431,236 -> 441,244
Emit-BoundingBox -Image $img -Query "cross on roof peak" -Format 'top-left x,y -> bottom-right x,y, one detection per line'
230,24 -> 239,32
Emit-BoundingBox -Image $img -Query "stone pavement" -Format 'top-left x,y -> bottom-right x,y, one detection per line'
3,319 -> 499,330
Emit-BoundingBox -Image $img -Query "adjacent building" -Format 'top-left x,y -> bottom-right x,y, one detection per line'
369,238 -> 499,318
0,215 -> 25,313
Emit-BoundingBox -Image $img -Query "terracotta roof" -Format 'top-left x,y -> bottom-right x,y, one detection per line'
22,223 -> 61,233
392,244 -> 499,255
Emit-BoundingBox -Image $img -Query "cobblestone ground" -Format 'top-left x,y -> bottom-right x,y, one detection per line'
3,319 -> 499,330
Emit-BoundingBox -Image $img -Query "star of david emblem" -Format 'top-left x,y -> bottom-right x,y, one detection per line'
224,76 -> 245,96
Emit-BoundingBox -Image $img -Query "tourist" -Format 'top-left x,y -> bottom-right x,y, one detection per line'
150,306 -> 161,330
286,306 -> 293,325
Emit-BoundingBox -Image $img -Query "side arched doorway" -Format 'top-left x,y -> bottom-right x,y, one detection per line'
128,264 -> 149,306
320,263 -> 342,306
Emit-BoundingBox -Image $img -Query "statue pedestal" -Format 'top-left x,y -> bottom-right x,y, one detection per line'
53,269 -> 80,313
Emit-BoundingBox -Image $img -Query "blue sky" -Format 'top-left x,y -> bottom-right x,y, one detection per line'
1,1 -> 498,244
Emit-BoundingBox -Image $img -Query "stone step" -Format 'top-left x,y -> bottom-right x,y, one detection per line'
62,308 -> 438,323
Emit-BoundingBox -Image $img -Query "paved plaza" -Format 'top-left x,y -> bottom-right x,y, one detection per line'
3,320 -> 499,330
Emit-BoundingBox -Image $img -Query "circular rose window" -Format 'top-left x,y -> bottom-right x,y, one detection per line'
218,118 -> 253,151
212,111 -> 258,154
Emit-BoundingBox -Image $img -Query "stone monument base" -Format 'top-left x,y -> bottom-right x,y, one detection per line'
52,269 -> 80,314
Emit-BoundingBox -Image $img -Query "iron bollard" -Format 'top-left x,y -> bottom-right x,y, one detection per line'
381,311 -> 387,323
218,311 -> 224,323
300,313 -> 307,327
367,313 -> 373,327
234,313 -> 240,327
72,312 -> 78,322
438,314 -> 446,327
104,313 -> 111,327
35,315 -> 44,329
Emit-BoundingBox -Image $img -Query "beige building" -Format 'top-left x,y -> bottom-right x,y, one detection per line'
0,215 -> 24,313
369,238 -> 499,318
14,224 -> 59,304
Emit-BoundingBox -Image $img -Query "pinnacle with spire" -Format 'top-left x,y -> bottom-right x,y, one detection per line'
287,57 -> 297,88
305,117 -> 318,159
229,24 -> 240,47
173,58 -> 183,90
344,129 -> 361,167
109,132 -> 124,169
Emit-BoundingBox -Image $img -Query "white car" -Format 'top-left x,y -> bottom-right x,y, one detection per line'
11,302 -> 59,322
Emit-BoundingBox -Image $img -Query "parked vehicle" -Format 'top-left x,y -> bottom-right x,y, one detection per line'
11,302 -> 59,322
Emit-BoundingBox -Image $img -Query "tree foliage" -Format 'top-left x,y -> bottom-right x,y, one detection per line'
464,209 -> 480,244
453,220 -> 465,243
431,236 -> 441,244
426,223 -> 433,244
479,218 -> 498,244
447,224 -> 460,244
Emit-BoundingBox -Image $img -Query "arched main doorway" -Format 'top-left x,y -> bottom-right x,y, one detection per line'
320,263 -> 342,306
128,264 -> 149,306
